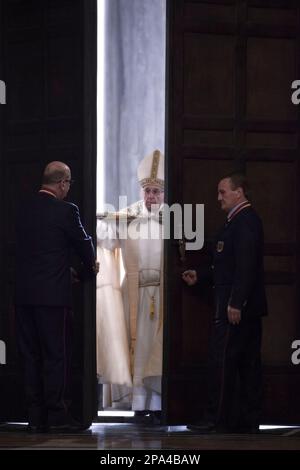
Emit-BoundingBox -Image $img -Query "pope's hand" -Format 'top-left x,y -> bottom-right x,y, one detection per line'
182,270 -> 197,286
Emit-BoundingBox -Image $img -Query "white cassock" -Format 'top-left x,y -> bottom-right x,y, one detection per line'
96,202 -> 163,411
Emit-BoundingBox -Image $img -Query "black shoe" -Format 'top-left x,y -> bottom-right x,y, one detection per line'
134,410 -> 149,417
151,411 -> 161,425
134,410 -> 161,425
186,421 -> 216,434
27,424 -> 48,433
234,425 -> 260,434
134,410 -> 151,422
48,419 -> 85,433
48,423 -> 84,433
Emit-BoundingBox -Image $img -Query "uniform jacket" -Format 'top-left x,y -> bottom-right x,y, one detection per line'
199,206 -> 268,319
15,191 -> 95,307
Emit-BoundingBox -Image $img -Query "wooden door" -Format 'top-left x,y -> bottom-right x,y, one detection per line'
0,0 -> 97,425
164,0 -> 300,424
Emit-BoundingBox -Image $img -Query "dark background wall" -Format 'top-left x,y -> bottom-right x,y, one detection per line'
1,0 -> 300,426
0,0 -> 97,424
165,0 -> 300,424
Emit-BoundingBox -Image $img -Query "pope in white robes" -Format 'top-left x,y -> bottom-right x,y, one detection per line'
96,150 -> 164,413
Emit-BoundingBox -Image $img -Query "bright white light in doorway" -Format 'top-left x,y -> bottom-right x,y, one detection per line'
260,424 -> 298,430
98,411 -> 135,418
97,0 -> 105,213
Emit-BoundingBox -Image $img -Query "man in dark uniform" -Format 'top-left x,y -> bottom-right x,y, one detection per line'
15,161 -> 98,433
183,172 -> 268,433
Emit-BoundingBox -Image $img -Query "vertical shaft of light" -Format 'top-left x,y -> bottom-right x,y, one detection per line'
97,0 -> 105,213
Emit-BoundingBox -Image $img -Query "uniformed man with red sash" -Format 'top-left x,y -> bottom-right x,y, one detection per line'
183,172 -> 268,433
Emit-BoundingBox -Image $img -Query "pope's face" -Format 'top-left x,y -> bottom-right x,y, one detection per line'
143,185 -> 164,212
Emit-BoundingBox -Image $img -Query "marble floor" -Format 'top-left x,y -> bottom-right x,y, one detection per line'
0,422 -> 300,450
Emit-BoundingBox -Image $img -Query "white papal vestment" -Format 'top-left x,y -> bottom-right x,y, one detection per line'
96,202 -> 163,411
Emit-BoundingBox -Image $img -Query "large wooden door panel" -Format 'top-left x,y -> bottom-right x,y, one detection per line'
165,0 -> 300,424
0,0 -> 97,425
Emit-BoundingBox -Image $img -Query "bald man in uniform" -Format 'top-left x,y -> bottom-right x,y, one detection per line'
15,161 -> 98,432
